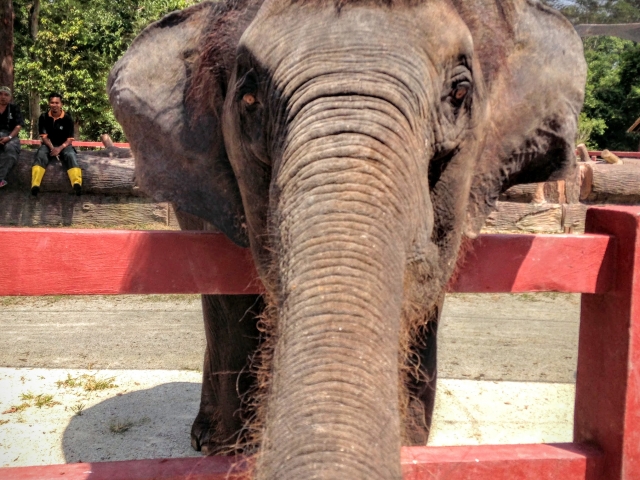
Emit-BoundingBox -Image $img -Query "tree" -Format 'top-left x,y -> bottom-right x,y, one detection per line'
554,0 -> 640,23
0,0 -> 14,90
545,1 -> 640,149
579,36 -> 640,149
12,0 -> 200,141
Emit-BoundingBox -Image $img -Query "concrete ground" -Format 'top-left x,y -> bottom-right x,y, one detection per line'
0,292 -> 580,467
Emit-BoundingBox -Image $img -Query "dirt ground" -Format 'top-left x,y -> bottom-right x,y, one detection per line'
0,292 -> 581,468
0,292 -> 580,382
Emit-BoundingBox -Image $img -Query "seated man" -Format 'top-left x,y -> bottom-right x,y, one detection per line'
32,92 -> 82,196
0,86 -> 24,188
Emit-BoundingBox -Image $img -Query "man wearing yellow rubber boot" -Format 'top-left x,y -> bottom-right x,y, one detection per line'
32,92 -> 81,196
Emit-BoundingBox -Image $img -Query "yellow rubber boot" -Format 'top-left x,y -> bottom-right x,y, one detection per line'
67,168 -> 82,196
31,165 -> 46,196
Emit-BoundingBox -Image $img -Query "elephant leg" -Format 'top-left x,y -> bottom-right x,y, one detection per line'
191,294 -> 263,455
405,293 -> 445,446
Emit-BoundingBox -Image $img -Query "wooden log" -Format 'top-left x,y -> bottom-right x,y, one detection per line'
0,191 -> 175,229
505,162 -> 639,206
576,144 -> 590,163
582,163 -> 640,204
565,164 -> 582,204
500,179 -> 574,204
579,163 -> 593,201
5,149 -> 138,195
482,202 -> 587,234
601,149 -> 623,165
621,157 -> 640,166
499,183 -> 539,203
101,133 -> 114,148
562,203 -> 588,234
483,201 -> 563,233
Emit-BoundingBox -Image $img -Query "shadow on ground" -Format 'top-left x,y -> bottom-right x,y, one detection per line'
62,382 -> 202,463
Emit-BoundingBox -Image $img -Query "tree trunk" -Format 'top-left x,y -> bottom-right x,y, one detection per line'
29,92 -> 40,138
7,148 -> 137,194
28,0 -> 40,138
580,163 -> 640,204
29,0 -> 40,39
0,0 -> 14,90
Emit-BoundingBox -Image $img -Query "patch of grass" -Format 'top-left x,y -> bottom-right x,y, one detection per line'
2,402 -> 30,414
55,374 -> 83,389
137,294 -> 200,302
66,223 -> 178,231
0,295 -> 71,306
33,394 -> 60,409
83,375 -> 117,391
43,295 -> 67,305
70,403 -> 85,416
514,292 -> 574,302
109,419 -> 134,434
517,293 -> 538,302
0,297 -> 27,307
180,366 -> 202,372
54,374 -> 118,391
16,392 -> 60,409
536,291 -> 572,301
0,419 -> 9,425
19,392 -> 35,401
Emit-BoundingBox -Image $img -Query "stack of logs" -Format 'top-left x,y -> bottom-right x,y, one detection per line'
0,136 -> 179,229
487,146 -> 640,233
1,139 -> 639,233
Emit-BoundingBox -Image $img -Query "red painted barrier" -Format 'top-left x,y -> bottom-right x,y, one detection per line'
19,139 -> 130,148
0,230 -> 615,295
587,150 -> 640,159
13,143 -> 640,157
0,229 -> 260,295
0,205 -> 639,480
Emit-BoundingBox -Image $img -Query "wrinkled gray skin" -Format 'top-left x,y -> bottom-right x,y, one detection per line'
108,0 -> 586,478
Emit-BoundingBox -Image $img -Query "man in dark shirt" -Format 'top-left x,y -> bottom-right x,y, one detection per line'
0,86 -> 24,189
32,92 -> 82,196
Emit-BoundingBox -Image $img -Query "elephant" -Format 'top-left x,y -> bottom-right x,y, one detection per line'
108,0 -> 586,478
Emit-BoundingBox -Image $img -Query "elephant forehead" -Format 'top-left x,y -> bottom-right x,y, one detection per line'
240,1 -> 473,77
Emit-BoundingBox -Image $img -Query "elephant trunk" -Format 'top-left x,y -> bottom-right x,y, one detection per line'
257,106 -> 418,479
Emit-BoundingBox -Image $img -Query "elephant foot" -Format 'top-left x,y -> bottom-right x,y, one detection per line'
190,410 -> 246,456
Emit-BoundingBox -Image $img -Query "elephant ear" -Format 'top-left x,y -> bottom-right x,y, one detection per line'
108,1 -> 257,247
453,1 -> 587,236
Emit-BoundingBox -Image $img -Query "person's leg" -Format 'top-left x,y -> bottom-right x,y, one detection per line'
60,146 -> 82,195
0,136 -> 20,186
31,145 -> 50,195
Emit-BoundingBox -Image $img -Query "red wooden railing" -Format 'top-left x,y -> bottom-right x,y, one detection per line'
19,139 -> 130,148
0,205 -> 638,479
17,141 -> 640,158
587,150 -> 640,159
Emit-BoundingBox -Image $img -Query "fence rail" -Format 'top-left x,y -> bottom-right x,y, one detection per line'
19,139 -> 130,148
16,141 -> 640,157
1,205 -> 639,479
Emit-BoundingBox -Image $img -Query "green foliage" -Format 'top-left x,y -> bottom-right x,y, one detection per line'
546,2 -> 640,150
553,0 -> 640,23
577,112 -> 608,148
577,36 -> 640,150
8,0 -> 640,150
12,0 -> 201,141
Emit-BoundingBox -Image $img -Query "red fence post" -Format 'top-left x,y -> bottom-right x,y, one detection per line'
574,206 -> 640,479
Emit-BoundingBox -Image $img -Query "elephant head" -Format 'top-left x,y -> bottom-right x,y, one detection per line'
108,0 -> 585,478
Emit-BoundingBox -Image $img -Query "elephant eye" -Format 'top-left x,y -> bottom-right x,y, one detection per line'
450,82 -> 470,107
242,93 -> 256,106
